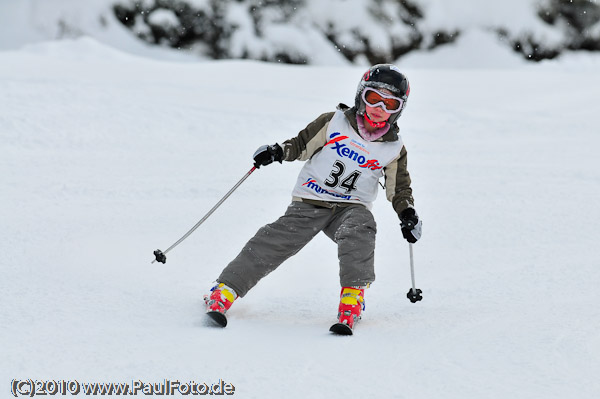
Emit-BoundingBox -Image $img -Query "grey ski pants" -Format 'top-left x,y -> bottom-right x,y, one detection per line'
218,201 -> 377,297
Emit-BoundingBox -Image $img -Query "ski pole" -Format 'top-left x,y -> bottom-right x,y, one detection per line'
152,166 -> 257,264
406,243 -> 423,303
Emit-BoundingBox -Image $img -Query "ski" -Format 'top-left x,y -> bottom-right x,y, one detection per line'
329,322 -> 353,335
206,310 -> 228,327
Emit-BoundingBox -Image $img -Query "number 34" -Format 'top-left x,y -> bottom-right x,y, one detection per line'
324,161 -> 361,194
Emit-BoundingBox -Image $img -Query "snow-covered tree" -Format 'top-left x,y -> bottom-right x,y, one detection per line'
108,0 -> 600,64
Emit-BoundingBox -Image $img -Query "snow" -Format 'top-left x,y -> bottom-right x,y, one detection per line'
147,9 -> 179,28
2,7 -> 600,399
400,29 -> 529,69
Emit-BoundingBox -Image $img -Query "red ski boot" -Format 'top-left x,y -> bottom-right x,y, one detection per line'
329,286 -> 365,335
204,283 -> 238,327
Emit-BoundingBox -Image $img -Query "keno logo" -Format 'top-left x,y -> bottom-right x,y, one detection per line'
324,133 -> 382,170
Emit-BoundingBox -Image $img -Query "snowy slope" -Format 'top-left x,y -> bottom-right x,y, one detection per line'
1,37 -> 600,398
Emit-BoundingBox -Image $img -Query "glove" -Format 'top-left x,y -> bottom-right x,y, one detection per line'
399,207 -> 422,244
253,143 -> 284,168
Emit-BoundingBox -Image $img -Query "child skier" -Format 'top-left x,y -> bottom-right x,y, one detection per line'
204,64 -> 422,334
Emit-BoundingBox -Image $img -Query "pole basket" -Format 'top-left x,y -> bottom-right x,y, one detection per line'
406,288 -> 423,303
154,249 -> 167,264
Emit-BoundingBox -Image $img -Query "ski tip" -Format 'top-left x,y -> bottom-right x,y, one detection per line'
329,322 -> 353,336
206,311 -> 228,328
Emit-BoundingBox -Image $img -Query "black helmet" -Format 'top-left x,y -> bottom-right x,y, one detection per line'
355,64 -> 410,126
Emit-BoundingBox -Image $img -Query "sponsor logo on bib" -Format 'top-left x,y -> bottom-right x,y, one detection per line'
324,133 -> 382,170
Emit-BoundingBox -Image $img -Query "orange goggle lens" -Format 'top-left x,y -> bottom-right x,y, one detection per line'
362,88 -> 403,113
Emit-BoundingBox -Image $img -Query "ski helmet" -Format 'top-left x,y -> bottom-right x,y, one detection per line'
355,64 -> 410,126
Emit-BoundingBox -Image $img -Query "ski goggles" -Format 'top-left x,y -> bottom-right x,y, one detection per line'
361,88 -> 404,113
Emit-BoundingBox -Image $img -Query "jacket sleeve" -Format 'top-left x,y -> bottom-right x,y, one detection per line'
384,146 -> 414,218
280,112 -> 335,161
